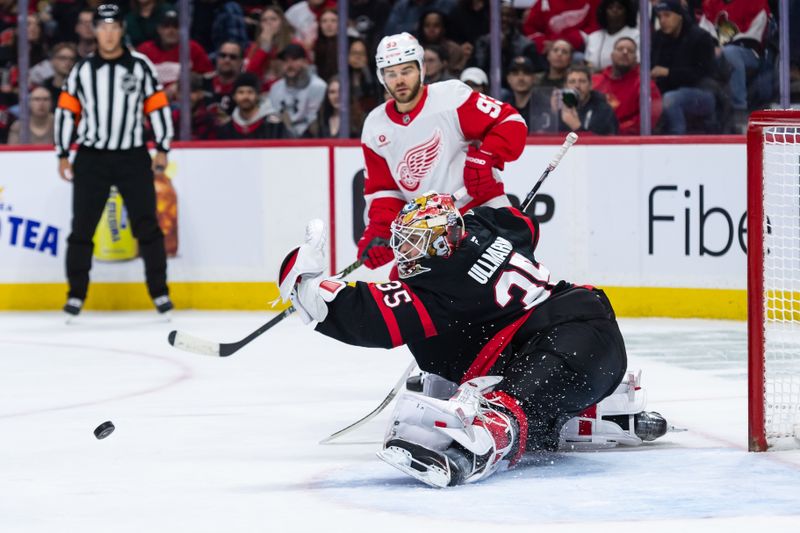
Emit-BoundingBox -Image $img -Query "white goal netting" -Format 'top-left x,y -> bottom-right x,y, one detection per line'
762,126 -> 800,447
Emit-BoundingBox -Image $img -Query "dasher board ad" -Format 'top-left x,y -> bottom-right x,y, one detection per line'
332,142 -> 748,290
1,141 -> 746,290
0,146 -> 329,283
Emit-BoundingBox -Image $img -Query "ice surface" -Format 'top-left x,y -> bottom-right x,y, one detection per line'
1,312 -> 799,532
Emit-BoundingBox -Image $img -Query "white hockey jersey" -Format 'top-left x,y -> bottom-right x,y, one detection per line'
359,80 -> 527,233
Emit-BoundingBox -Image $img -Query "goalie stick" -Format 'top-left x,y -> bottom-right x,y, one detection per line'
320,132 -> 580,444
167,257 -> 366,357
319,360 -> 417,444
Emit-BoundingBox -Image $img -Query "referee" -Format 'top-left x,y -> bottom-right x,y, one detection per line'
55,4 -> 174,317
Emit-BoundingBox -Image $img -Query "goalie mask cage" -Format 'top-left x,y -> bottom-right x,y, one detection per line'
748,110 -> 800,451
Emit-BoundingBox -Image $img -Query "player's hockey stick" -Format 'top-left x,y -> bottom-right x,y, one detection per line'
319,359 -> 417,444
521,131 -> 578,212
167,257 -> 366,357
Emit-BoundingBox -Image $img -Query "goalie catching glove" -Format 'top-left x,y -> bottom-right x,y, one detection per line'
278,219 -> 344,324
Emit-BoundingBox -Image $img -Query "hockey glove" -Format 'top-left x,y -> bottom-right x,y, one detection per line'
357,234 -> 394,269
463,145 -> 501,203
278,219 -> 329,324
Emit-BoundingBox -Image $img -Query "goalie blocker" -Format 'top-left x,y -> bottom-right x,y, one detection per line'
279,193 -> 674,487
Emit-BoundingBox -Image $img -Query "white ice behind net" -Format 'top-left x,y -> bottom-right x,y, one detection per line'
762,126 -> 800,446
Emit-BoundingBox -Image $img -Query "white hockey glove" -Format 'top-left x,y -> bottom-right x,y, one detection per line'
278,219 -> 333,325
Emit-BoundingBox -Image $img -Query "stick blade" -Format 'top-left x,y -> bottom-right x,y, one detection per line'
168,330 -> 221,357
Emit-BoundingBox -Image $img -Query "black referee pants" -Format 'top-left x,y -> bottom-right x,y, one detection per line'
66,146 -> 168,300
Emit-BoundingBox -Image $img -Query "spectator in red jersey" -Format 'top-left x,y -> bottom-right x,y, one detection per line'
698,0 -> 771,131
534,39 -> 574,89
555,65 -> 618,135
217,72 -> 285,140
523,0 -> 602,54
205,40 -> 243,123
243,5 -> 300,92
172,73 -> 216,141
593,36 -> 662,135
138,9 -> 213,90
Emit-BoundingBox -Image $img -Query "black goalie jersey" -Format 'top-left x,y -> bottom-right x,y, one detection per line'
316,206 -> 613,383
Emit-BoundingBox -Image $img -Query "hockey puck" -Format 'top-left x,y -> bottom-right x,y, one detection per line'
94,421 -> 115,440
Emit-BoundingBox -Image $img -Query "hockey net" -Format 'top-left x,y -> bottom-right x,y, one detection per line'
748,110 -> 800,451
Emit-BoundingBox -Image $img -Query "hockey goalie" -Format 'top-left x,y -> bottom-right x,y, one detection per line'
279,193 -> 673,488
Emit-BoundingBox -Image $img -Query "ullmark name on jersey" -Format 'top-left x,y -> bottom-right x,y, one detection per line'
467,236 -> 513,284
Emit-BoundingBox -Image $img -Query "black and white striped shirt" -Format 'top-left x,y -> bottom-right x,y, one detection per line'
54,49 -> 173,157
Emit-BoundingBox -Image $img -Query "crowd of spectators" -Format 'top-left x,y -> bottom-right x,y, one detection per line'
0,0 -> 791,144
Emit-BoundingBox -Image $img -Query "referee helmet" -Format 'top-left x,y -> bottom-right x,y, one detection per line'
94,4 -> 123,26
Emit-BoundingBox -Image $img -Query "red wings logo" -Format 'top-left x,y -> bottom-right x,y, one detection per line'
396,129 -> 442,192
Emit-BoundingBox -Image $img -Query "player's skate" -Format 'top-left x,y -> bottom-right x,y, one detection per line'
560,370 -> 680,449
377,376 -> 525,488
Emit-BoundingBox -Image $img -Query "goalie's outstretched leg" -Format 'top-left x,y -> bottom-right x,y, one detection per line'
377,376 -> 526,488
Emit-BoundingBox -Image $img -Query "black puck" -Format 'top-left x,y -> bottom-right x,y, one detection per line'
94,421 -> 115,440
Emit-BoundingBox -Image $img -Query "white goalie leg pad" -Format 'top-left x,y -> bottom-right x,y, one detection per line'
379,376 -> 519,487
560,370 -> 647,449
383,389 -> 464,452
378,389 -> 466,489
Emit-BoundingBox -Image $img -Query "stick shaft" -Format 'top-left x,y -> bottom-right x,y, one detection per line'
169,258 -> 364,357
522,133 -> 578,212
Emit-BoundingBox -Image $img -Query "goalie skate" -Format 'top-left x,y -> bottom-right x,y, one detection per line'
560,371 -> 679,449
377,439 -> 459,488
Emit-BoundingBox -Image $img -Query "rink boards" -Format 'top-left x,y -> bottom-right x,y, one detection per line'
0,137 -> 749,317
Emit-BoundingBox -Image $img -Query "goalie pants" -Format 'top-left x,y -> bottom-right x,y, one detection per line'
492,287 -> 627,450
66,146 -> 168,300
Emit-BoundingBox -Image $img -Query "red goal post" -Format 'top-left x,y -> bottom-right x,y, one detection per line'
747,110 -> 800,451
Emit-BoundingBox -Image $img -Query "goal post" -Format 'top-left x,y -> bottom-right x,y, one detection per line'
747,110 -> 800,451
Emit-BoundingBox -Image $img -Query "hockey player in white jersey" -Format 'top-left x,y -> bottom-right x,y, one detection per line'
357,32 -> 528,270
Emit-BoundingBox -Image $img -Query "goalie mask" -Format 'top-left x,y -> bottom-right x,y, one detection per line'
390,192 -> 464,278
